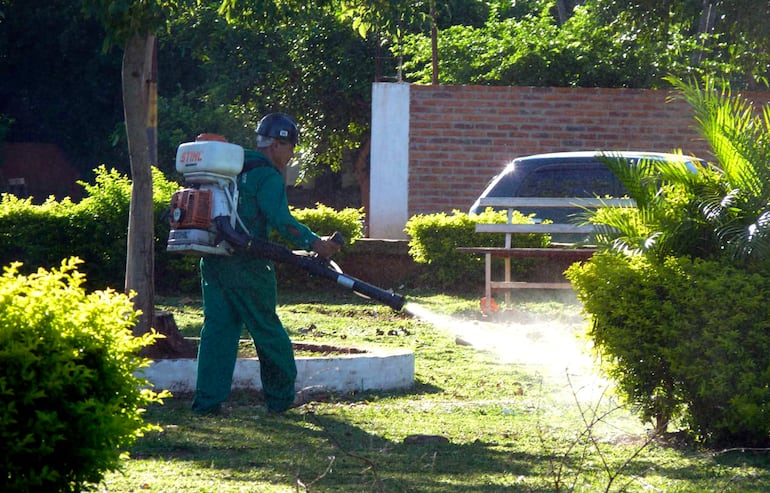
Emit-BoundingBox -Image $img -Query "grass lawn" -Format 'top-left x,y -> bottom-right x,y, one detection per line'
100,287 -> 770,492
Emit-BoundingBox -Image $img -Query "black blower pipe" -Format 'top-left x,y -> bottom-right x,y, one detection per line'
214,217 -> 406,311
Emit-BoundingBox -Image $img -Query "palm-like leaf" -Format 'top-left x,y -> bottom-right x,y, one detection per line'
669,76 -> 770,263
589,152 -> 709,259
587,76 -> 770,264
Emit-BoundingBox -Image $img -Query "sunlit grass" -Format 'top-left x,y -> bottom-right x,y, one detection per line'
106,289 -> 770,492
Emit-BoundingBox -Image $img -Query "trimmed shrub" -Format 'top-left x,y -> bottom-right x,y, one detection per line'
0,195 -> 77,271
404,208 -> 548,289
280,203 -> 364,251
567,253 -> 770,445
270,204 -> 365,288
0,258 -> 166,492
0,165 -> 182,292
75,165 -> 182,292
0,167 -> 363,295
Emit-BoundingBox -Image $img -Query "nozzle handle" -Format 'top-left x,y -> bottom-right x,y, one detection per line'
329,231 -> 345,246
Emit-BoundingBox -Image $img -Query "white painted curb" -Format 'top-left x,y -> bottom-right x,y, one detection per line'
139,345 -> 415,394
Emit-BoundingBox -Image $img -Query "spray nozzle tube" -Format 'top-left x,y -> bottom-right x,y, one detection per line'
213,217 -> 406,311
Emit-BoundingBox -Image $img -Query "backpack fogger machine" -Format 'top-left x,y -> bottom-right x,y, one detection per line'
166,136 -> 406,311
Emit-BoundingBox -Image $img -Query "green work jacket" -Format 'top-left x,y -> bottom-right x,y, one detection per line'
201,149 -> 320,286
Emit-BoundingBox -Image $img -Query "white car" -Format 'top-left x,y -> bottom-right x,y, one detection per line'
469,151 -> 706,223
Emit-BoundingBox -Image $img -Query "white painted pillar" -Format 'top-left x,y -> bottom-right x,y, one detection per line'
369,82 -> 410,239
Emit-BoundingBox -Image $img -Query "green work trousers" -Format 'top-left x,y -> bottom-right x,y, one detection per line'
191,257 -> 297,413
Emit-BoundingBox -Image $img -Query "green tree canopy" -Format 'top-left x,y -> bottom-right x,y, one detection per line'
3,0 -> 769,183
156,1 -> 379,179
397,0 -> 770,88
0,0 -> 126,175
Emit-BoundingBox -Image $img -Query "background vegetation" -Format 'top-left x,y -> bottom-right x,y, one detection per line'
0,168 -> 366,294
405,208 -> 548,289
2,0 -> 769,192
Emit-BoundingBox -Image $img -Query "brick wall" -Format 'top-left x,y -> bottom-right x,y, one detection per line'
407,85 -> 770,217
0,143 -> 83,201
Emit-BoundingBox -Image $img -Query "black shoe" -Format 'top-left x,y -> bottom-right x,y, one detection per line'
191,403 -> 221,415
265,386 -> 330,414
291,385 -> 330,408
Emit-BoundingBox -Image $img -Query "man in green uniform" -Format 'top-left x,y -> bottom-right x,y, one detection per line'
192,113 -> 340,414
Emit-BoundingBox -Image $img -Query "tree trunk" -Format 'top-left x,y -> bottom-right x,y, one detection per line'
430,1 -> 438,85
353,137 -> 371,235
140,310 -> 198,359
692,0 -> 718,65
555,0 -> 572,25
122,33 -> 156,336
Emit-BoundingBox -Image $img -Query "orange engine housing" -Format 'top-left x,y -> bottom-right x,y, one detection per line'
169,188 -> 212,229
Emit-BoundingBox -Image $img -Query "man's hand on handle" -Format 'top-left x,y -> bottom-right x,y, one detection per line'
311,236 -> 342,259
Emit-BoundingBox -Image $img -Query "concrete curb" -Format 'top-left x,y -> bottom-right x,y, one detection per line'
139,344 -> 415,394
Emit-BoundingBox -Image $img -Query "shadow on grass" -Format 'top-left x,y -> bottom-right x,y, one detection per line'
130,389 -> 770,492
304,411 -> 543,492
132,391 -> 556,492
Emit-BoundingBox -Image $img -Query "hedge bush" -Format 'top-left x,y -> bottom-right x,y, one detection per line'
0,195 -> 78,271
0,165 -> 180,292
277,203 -> 364,251
267,203 -> 364,288
0,167 -> 364,295
404,208 -> 548,289
566,252 -> 770,445
0,258 -> 166,492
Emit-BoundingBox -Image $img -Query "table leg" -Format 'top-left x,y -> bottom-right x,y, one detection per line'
485,253 -> 492,313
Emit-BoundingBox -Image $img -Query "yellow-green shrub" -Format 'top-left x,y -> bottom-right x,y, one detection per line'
268,204 -> 364,287
0,166 -> 181,292
0,258 -> 166,492
281,203 -> 364,250
404,208 -> 548,289
567,253 -> 770,445
0,169 -> 366,294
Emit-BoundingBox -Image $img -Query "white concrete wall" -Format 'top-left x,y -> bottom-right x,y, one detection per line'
369,82 -> 410,239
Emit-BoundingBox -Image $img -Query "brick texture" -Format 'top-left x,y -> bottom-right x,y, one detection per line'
407,85 -> 770,216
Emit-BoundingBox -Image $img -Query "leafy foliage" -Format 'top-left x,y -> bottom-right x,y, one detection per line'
668,76 -> 770,262
267,203 -> 366,288
0,166 -> 180,291
587,77 -> 770,265
404,208 -> 548,289
0,258 -> 166,492
0,195 -> 79,273
80,0 -> 176,47
569,77 -> 770,445
567,253 -> 770,445
397,0 -> 770,88
157,2 -> 376,179
586,152 -> 723,259
5,0 -> 770,183
289,203 -> 364,248
0,168 -> 366,294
